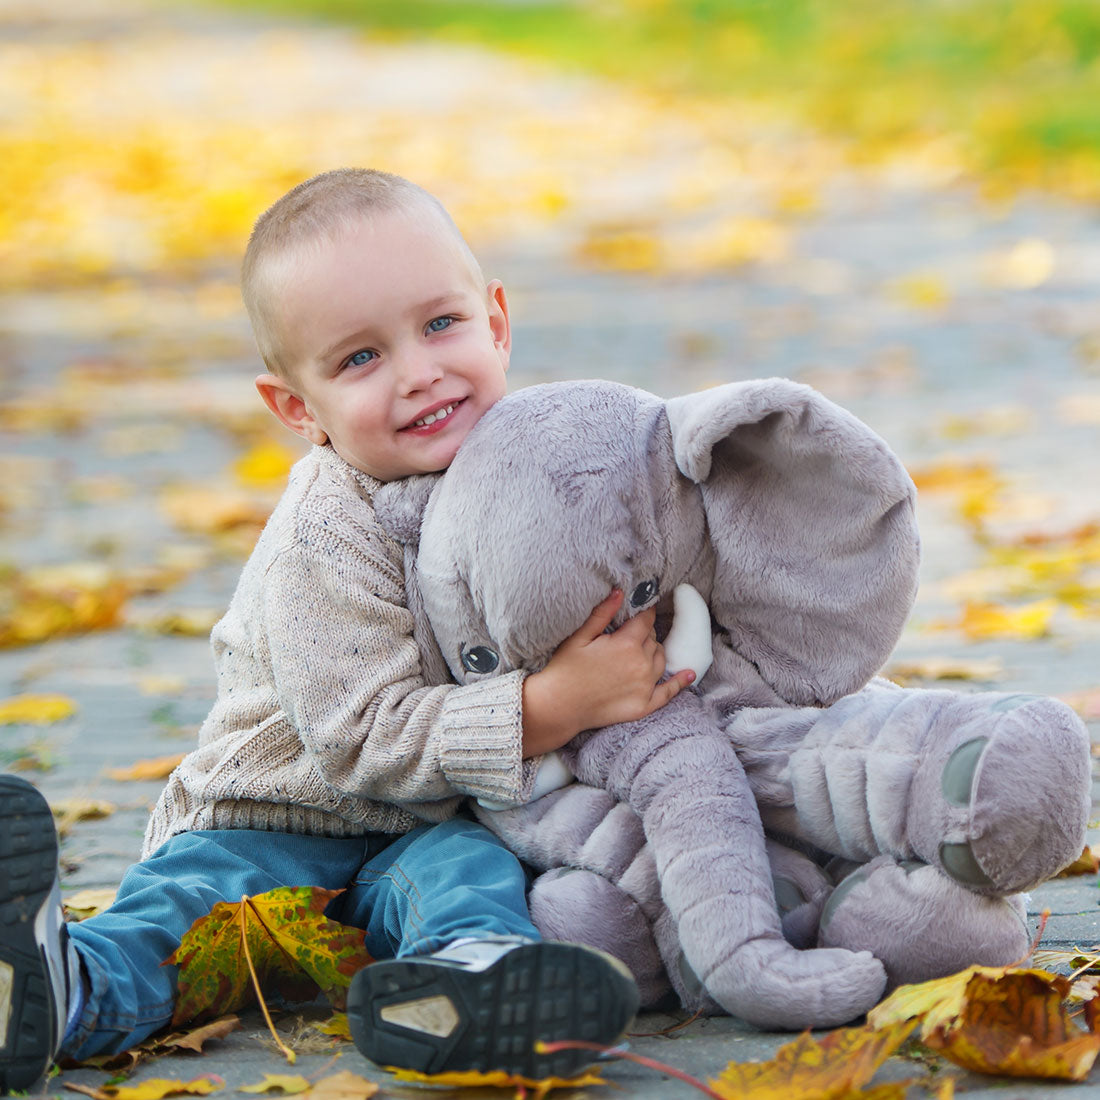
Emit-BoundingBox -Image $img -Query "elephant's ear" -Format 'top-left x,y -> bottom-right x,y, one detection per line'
667,378 -> 920,706
374,473 -> 441,546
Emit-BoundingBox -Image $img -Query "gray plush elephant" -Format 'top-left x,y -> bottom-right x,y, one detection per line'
375,379 -> 1090,1028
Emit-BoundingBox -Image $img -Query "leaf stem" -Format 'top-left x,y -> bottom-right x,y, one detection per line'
534,1039 -> 724,1099
239,899 -> 297,1064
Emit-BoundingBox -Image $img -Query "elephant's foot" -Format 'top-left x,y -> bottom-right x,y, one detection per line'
818,855 -> 1030,989
904,694 -> 1090,894
528,867 -> 671,1008
700,936 -> 886,1030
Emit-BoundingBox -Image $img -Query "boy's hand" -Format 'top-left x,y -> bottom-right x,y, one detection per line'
521,590 -> 695,758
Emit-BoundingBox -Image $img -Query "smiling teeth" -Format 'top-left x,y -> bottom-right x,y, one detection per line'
413,404 -> 455,427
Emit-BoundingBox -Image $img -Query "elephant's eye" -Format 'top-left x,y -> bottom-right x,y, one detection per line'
461,645 -> 499,674
630,579 -> 659,608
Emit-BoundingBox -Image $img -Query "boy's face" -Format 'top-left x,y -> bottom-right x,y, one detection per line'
256,209 -> 510,481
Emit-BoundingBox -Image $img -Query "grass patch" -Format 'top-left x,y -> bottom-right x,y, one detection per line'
205,0 -> 1100,200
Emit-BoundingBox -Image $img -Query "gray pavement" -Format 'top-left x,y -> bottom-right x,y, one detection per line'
2,0 -> 1100,1096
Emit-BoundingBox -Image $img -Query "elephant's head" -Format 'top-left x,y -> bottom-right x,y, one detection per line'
376,379 -> 920,708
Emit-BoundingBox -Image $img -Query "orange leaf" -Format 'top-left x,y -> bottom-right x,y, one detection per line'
388,1066 -> 604,1097
1057,844 -> 1100,877
871,968 -> 1100,1081
926,972 -> 1100,1080
709,1022 -> 915,1099
166,887 -> 372,1027
106,753 -> 187,781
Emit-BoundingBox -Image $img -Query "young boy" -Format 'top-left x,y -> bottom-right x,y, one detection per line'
0,169 -> 695,1090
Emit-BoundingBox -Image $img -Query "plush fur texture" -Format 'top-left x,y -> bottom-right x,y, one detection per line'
375,379 -> 1090,1027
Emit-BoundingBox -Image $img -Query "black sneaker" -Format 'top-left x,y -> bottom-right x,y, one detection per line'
0,774 -> 74,1093
347,935 -> 639,1079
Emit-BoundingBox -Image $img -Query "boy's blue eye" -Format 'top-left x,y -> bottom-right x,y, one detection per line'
347,349 -> 376,368
426,316 -> 453,334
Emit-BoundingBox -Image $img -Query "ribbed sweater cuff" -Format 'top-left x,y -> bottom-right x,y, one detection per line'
439,670 -> 528,804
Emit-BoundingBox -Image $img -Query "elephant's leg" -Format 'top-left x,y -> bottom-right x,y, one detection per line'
529,868 -> 671,1008
817,855 -> 1030,989
723,680 -> 1091,895
568,694 -> 886,1030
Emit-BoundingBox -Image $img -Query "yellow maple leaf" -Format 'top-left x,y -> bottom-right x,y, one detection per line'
64,1075 -> 223,1100
106,753 -> 187,781
388,1066 -> 604,1097
167,887 -> 373,1062
0,693 -> 77,725
709,1022 -> 915,1099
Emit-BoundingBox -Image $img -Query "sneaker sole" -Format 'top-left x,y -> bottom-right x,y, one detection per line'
346,941 -> 639,1079
0,775 -> 62,1093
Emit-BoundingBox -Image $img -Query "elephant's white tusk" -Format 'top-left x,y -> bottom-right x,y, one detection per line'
663,583 -> 713,683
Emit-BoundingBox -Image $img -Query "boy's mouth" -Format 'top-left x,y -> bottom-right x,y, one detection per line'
403,399 -> 464,432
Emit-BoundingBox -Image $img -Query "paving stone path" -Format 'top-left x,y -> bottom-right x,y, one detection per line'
1,0 -> 1099,1095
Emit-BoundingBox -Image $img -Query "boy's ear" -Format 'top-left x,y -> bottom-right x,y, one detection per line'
486,279 -> 511,364
255,373 -> 328,446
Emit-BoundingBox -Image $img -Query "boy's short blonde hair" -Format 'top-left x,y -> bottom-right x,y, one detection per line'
242,168 -> 482,376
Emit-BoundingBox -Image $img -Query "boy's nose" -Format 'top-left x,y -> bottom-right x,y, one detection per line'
395,348 -> 445,394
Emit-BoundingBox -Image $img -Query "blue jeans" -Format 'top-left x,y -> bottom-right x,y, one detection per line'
63,817 -> 539,1059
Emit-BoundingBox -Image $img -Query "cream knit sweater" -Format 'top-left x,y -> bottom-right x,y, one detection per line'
142,445 -> 532,857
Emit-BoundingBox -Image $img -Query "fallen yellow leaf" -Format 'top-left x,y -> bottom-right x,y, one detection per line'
238,1075 -> 312,1095
64,1076 -> 223,1100
709,1022 -> 915,1099
388,1066 -> 605,1096
0,693 -> 77,725
105,753 -> 187,781
310,1013 -> 352,1041
234,441 -> 299,488
63,887 -> 118,921
298,1072 -> 378,1100
958,599 -> 1057,641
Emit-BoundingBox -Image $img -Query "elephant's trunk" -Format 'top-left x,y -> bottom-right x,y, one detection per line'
565,694 -> 886,1029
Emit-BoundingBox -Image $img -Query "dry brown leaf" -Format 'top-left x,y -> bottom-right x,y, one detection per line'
871,967 -> 1100,1081
709,1022 -> 915,1099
